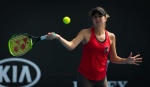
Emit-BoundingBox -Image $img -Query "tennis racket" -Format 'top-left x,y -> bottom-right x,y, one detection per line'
8,33 -> 55,57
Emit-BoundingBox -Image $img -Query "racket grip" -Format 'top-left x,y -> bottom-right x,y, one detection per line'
40,35 -> 47,40
40,33 -> 56,40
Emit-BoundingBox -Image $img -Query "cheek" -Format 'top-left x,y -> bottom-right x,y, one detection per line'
100,19 -> 105,23
92,19 -> 96,24
102,17 -> 107,22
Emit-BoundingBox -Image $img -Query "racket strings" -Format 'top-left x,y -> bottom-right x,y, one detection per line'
9,34 -> 32,56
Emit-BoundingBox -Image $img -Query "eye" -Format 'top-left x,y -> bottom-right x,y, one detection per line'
93,15 -> 97,18
99,15 -> 103,17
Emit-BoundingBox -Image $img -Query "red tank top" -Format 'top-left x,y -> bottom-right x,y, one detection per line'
78,28 -> 110,81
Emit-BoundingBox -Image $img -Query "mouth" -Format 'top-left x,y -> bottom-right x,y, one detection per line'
96,21 -> 101,24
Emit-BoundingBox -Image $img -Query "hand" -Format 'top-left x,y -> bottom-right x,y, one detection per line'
46,32 -> 60,40
126,52 -> 142,65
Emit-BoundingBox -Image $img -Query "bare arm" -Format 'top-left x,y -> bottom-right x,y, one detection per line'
46,30 -> 84,51
109,33 -> 142,65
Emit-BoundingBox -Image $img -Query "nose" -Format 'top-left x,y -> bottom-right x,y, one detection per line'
95,17 -> 102,22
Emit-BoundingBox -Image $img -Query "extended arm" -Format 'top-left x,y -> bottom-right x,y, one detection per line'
109,33 -> 142,65
46,30 -> 84,51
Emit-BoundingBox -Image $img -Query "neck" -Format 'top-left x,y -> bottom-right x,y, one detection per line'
94,26 -> 105,35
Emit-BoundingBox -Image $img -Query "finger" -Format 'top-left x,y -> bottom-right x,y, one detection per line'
133,54 -> 140,58
135,58 -> 142,61
52,32 -> 56,36
47,32 -> 54,39
47,33 -> 52,38
135,60 -> 142,63
136,58 -> 142,60
134,63 -> 139,65
50,32 -> 56,35
48,32 -> 51,34
129,52 -> 132,58
135,58 -> 142,62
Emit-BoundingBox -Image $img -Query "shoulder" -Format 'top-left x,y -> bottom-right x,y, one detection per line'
81,28 -> 91,32
79,28 -> 91,34
107,31 -> 116,41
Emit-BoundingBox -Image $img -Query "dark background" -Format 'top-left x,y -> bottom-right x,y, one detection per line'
0,0 -> 150,87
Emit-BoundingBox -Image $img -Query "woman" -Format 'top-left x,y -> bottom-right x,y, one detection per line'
46,6 -> 142,87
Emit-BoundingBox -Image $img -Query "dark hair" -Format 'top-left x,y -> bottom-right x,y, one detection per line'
89,7 -> 110,18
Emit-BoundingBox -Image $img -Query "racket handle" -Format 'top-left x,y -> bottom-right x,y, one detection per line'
40,35 -> 47,40
40,33 -> 56,40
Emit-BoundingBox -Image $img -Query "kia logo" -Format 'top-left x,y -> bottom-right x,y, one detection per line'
0,58 -> 41,87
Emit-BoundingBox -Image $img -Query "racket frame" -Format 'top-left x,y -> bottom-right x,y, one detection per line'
8,33 -> 40,57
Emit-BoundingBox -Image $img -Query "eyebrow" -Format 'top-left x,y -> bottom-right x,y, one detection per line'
93,14 -> 103,16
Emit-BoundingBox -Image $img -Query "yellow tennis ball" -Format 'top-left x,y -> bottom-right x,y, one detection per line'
63,16 -> 71,24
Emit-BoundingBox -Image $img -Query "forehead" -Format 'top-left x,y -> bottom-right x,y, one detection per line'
92,11 -> 103,16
